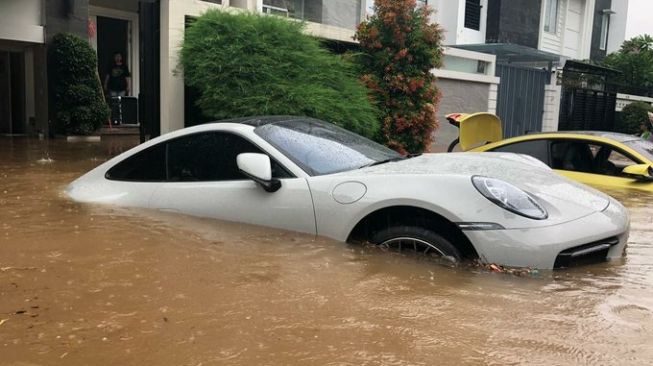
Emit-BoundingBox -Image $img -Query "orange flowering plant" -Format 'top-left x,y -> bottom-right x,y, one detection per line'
355,0 -> 443,153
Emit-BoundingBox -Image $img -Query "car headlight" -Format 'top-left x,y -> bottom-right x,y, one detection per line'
472,176 -> 548,220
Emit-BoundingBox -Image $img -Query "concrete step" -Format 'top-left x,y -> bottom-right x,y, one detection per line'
100,125 -> 140,135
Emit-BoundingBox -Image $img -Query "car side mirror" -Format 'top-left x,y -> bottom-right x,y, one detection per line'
237,153 -> 281,192
622,164 -> 653,182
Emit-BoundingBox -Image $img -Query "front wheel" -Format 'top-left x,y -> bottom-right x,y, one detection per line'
371,226 -> 462,263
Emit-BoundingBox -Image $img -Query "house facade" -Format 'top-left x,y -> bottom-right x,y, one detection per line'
430,0 -> 628,136
1,0 -> 498,148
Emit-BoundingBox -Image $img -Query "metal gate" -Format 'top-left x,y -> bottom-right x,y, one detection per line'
495,64 -> 549,138
557,60 -> 619,132
558,88 -> 616,131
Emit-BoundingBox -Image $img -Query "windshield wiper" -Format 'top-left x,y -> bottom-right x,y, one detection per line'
359,157 -> 406,169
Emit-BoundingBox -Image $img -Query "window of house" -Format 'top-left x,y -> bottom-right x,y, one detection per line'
600,13 -> 610,50
262,0 -> 304,19
543,0 -> 559,33
464,0 -> 482,31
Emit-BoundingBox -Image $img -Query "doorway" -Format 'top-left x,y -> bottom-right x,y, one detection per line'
89,6 -> 140,99
0,51 -> 25,135
96,16 -> 129,91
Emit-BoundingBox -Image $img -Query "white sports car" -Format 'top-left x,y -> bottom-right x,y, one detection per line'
66,116 -> 629,269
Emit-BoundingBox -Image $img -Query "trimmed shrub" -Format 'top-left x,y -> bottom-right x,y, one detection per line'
49,33 -> 109,135
617,101 -> 653,134
355,0 -> 444,154
180,10 -> 380,139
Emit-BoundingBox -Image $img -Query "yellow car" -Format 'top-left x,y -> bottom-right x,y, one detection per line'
446,113 -> 653,193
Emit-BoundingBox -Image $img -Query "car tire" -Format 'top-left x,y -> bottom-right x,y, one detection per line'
371,226 -> 462,262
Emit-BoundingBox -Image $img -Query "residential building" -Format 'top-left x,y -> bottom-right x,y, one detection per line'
477,0 -> 625,61
0,0 -> 498,147
0,0 -> 46,135
0,0 -> 367,138
430,0 -> 628,136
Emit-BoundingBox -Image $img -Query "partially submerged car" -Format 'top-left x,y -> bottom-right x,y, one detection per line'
472,132 -> 653,193
445,112 -> 653,193
66,116 -> 629,269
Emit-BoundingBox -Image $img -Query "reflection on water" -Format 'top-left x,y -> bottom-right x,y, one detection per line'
1,137 -> 652,365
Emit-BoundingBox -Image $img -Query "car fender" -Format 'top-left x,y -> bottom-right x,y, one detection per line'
307,174 -> 486,242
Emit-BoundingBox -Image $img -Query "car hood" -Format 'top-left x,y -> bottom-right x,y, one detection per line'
350,152 -> 610,213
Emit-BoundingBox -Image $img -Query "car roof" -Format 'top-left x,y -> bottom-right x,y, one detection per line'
526,131 -> 640,143
214,115 -> 313,127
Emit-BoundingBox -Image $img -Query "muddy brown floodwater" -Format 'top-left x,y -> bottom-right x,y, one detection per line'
1,137 -> 653,366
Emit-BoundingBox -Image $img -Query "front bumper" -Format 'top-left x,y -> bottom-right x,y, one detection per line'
462,201 -> 629,269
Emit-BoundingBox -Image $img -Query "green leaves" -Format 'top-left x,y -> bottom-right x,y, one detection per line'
617,102 -> 653,135
603,35 -> 653,91
49,33 -> 109,135
355,0 -> 443,154
180,10 -> 380,139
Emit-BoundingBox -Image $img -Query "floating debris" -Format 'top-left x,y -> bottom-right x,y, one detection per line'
470,260 -> 539,277
36,157 -> 54,164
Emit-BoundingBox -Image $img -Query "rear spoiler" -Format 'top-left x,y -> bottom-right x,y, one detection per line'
446,112 -> 503,152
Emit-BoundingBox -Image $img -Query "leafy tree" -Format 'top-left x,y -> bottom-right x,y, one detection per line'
49,33 -> 109,135
603,35 -> 653,91
355,0 -> 443,154
180,10 -> 380,139
616,101 -> 653,135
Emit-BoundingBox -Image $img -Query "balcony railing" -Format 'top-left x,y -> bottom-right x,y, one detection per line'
261,0 -> 362,30
262,4 -> 290,17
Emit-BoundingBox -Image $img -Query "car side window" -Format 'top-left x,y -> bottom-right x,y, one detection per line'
550,141 -> 595,173
106,132 -> 292,182
167,132 -> 292,182
550,140 -> 640,177
105,143 -> 167,181
491,140 -> 550,165
593,146 -> 639,177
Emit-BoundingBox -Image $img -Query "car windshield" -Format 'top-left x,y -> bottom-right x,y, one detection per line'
624,139 -> 653,162
254,118 -> 402,176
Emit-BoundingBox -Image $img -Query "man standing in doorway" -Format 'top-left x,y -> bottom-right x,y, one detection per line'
104,51 -> 131,97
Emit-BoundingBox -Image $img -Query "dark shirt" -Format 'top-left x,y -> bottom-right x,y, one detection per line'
107,63 -> 130,92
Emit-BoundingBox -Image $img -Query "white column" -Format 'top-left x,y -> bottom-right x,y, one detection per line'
488,83 -> 498,115
542,85 -> 562,132
159,0 -> 232,134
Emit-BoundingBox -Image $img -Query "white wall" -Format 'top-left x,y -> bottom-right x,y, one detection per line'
430,0 -> 487,45
456,0 -> 487,45
160,0 -> 228,133
607,0 -> 628,53
542,84 -> 562,131
538,0 -> 595,59
0,0 -> 44,43
616,93 -> 653,112
430,0 -> 460,45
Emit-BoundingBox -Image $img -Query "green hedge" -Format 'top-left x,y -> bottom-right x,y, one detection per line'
616,101 -> 653,134
180,10 -> 380,139
50,33 -> 109,135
